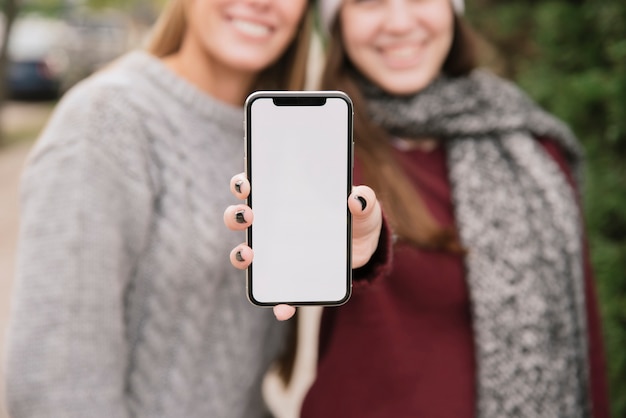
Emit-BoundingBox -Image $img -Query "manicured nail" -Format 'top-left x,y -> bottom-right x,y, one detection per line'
234,180 -> 243,193
355,195 -> 367,211
235,251 -> 245,262
235,210 -> 246,224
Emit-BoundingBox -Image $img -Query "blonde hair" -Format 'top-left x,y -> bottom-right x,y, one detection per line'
146,0 -> 312,91
146,0 -> 187,57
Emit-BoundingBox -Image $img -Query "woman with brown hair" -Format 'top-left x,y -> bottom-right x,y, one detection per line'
5,1 -> 314,417
225,0 -> 609,416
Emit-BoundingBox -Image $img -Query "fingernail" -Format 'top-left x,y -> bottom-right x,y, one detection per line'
234,180 -> 243,193
355,195 -> 367,211
235,210 -> 246,224
235,251 -> 245,262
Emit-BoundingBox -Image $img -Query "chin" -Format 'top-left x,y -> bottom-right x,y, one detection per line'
227,57 -> 273,73
379,80 -> 429,96
362,68 -> 436,96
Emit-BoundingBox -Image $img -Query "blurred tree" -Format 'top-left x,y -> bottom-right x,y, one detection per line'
0,0 -> 20,146
468,1 -> 626,416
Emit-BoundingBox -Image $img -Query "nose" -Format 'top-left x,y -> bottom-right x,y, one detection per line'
383,0 -> 414,34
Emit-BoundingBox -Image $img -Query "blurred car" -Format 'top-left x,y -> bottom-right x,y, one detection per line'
5,16 -> 79,100
7,57 -> 64,100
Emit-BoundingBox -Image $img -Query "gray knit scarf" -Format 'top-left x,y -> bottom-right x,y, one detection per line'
361,70 -> 591,417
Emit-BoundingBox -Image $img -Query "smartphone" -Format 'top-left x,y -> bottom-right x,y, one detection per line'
244,91 -> 353,306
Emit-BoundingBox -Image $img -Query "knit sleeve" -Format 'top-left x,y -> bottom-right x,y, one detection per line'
5,80 -> 153,417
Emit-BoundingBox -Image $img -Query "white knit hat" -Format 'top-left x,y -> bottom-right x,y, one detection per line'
320,0 -> 465,33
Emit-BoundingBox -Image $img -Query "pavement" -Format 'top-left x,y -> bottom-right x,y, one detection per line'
0,101 -> 320,417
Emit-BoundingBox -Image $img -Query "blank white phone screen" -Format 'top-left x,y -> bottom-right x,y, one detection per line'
247,94 -> 352,305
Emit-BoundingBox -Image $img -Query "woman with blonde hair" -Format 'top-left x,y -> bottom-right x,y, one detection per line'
5,1 -> 313,416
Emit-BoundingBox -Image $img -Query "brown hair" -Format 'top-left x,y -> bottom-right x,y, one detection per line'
321,16 -> 479,251
146,0 -> 314,91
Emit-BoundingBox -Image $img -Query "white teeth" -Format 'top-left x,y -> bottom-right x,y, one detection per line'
384,46 -> 418,59
232,19 -> 271,37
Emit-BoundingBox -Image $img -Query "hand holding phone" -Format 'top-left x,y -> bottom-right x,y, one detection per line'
224,176 -> 382,319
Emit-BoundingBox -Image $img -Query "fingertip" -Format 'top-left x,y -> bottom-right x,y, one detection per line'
273,305 -> 296,321
352,185 -> 376,201
224,205 -> 253,230
230,244 -> 253,269
349,185 -> 377,216
230,173 -> 250,199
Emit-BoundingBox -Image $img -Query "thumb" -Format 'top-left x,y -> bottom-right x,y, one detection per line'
349,185 -> 382,268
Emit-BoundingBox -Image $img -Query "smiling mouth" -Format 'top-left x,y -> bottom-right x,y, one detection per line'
231,18 -> 272,38
379,44 -> 423,68
382,45 -> 420,59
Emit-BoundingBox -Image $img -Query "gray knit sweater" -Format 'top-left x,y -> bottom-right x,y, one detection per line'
5,51 -> 288,418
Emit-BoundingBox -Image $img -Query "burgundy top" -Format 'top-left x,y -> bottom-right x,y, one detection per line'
300,140 -> 609,418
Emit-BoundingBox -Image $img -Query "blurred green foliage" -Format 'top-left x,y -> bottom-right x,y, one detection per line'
20,0 -> 75,16
469,1 -> 626,416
